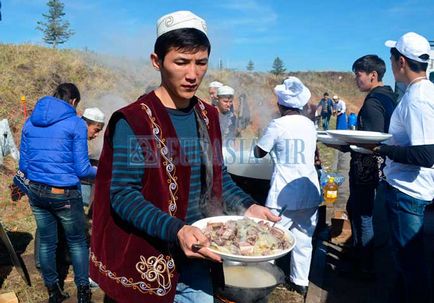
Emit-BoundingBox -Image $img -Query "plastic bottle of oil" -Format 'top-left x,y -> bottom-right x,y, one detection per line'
323,177 -> 338,206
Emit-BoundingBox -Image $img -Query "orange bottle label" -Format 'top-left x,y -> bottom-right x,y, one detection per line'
326,190 -> 337,199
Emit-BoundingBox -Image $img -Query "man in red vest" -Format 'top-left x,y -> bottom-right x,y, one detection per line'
90,10 -> 279,303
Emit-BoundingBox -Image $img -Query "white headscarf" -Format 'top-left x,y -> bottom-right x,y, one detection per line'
274,76 -> 311,109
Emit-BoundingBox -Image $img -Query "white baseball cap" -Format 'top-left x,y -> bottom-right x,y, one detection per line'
217,85 -> 235,96
274,77 -> 311,109
209,81 -> 223,88
83,107 -> 105,123
157,11 -> 207,38
385,32 -> 430,63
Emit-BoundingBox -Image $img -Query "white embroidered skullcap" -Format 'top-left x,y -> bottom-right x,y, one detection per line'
157,11 -> 207,38
385,32 -> 430,63
217,85 -> 235,96
209,81 -> 223,88
274,77 -> 311,109
83,107 -> 105,123
332,95 -> 339,100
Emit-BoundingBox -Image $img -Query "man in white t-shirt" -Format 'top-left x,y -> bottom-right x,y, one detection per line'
254,77 -> 321,297
378,32 -> 434,303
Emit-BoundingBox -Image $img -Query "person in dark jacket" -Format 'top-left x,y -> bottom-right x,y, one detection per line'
347,55 -> 398,275
327,55 -> 398,277
19,83 -> 95,303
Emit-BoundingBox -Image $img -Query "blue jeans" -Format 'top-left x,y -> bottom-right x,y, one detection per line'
372,181 -> 390,248
174,260 -> 213,303
385,182 -> 432,303
321,112 -> 331,130
346,182 -> 375,269
28,182 -> 89,287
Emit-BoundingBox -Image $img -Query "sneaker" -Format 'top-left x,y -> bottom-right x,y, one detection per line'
284,279 -> 308,297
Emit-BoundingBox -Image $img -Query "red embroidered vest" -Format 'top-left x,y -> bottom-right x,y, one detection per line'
90,92 -> 223,302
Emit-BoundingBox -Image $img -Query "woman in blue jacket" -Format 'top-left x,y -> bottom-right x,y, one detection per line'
19,83 -> 95,303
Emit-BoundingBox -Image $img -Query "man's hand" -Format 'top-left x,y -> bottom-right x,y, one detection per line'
177,225 -> 222,263
244,204 -> 281,223
352,143 -> 380,152
324,143 -> 349,152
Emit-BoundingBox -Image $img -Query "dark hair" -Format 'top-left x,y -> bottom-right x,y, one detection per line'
278,104 -> 301,113
53,83 -> 81,103
154,28 -> 211,61
390,48 -> 428,73
352,55 -> 386,81
323,92 -> 329,97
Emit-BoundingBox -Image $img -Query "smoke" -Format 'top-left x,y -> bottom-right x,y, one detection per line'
78,53 -> 161,159
205,71 -> 279,139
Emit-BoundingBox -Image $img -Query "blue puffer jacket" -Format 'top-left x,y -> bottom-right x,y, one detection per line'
19,96 -> 96,187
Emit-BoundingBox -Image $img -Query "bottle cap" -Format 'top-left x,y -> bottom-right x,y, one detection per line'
329,177 -> 335,183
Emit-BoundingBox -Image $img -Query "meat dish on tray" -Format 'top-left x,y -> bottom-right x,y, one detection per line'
201,217 -> 292,256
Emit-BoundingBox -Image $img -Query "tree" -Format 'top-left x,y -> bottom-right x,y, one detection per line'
246,60 -> 254,71
36,0 -> 74,48
270,57 -> 286,76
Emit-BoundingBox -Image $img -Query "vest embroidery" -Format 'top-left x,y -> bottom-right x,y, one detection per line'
140,103 -> 178,216
90,252 -> 175,296
197,100 -> 210,128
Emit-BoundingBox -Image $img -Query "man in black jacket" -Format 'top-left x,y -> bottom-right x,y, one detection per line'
346,55 -> 398,275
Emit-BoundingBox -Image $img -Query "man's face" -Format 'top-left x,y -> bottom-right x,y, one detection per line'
154,48 -> 209,103
88,123 -> 103,140
390,55 -> 404,83
354,70 -> 374,92
217,95 -> 233,113
209,87 -> 218,100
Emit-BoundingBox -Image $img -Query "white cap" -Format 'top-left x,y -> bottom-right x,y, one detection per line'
332,95 -> 339,100
274,77 -> 311,109
209,81 -> 223,88
385,32 -> 430,63
157,10 -> 207,38
83,107 -> 105,123
217,85 -> 235,96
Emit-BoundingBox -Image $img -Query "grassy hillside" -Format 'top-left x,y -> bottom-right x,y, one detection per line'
1,44 -> 365,131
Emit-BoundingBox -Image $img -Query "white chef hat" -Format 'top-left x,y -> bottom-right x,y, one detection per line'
385,32 -> 430,63
217,85 -> 235,96
157,10 -> 207,38
83,107 -> 105,123
209,81 -> 223,88
274,77 -> 311,109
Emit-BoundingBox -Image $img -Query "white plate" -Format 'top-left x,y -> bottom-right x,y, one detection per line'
317,134 -> 348,145
327,130 -> 392,144
350,145 -> 374,155
192,215 -> 295,263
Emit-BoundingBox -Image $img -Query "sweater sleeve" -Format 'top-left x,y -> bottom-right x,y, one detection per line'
72,119 -> 97,179
378,144 -> 434,168
110,118 -> 185,242
221,165 -> 255,214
